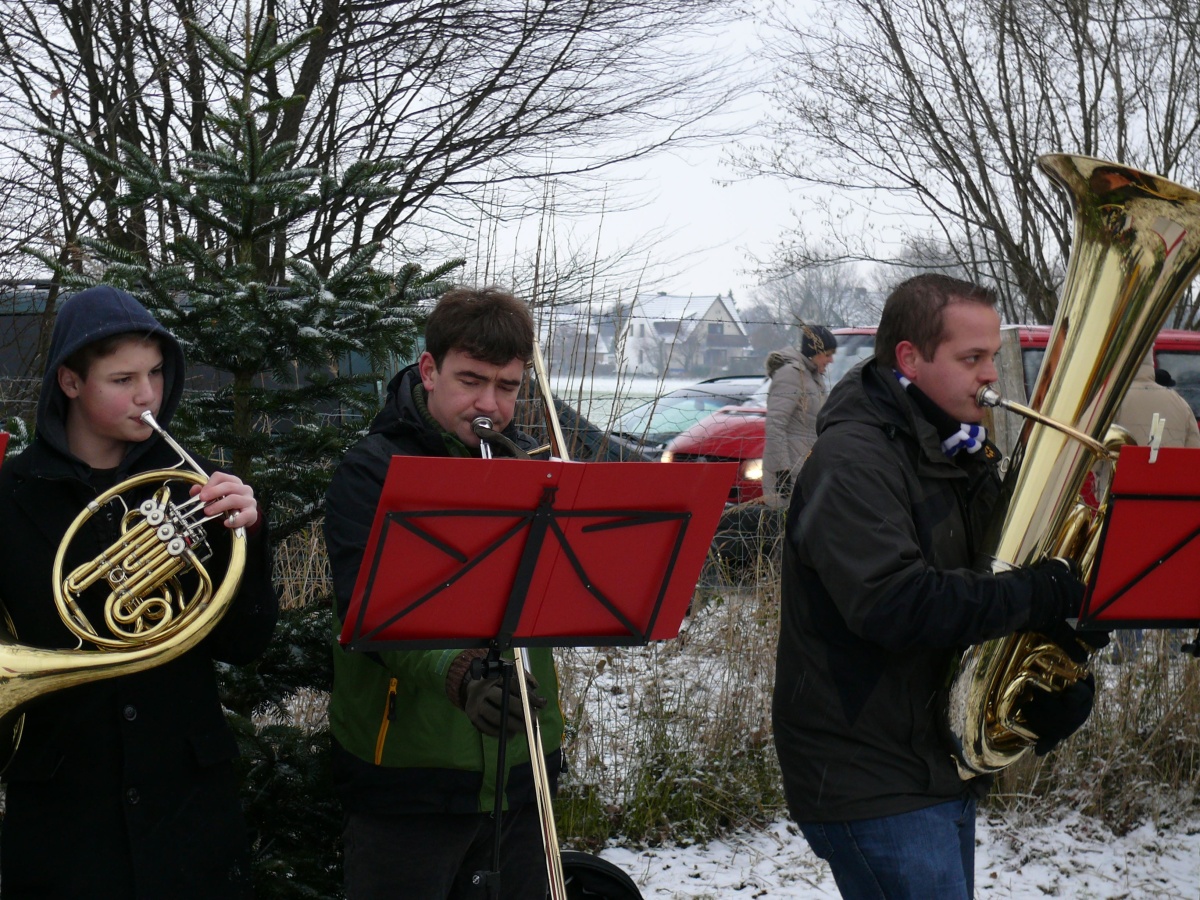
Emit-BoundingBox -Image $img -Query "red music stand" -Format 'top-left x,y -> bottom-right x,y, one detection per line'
1081,445 -> 1200,629
337,455 -> 736,897
339,457 -> 737,651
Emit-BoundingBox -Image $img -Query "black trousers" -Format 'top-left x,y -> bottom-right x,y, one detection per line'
342,804 -> 548,900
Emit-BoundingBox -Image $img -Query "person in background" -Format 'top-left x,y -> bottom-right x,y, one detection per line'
774,273 -> 1105,899
0,285 -> 277,899
1118,351 -> 1200,449
763,324 -> 837,506
323,286 -> 564,900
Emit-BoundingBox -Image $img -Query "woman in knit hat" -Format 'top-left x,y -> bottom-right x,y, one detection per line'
763,324 -> 837,506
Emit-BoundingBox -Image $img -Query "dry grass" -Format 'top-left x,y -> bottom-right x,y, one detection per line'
273,516 -> 1200,846
273,525 -> 332,610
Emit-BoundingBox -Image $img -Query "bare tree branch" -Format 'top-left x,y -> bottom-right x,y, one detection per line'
739,0 -> 1200,323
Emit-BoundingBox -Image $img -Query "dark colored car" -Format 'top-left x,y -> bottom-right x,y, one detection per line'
514,396 -> 659,462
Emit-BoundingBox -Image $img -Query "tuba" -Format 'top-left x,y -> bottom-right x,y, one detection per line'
0,411 -> 246,762
944,154 -> 1200,777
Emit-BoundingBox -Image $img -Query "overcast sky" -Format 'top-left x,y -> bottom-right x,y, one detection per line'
455,8 -> 807,313
595,141 -> 799,306
588,13 -> 794,309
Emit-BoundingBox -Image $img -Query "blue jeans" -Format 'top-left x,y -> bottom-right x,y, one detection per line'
798,796 -> 976,900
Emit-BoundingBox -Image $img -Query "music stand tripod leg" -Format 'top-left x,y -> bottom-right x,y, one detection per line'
469,646 -> 513,900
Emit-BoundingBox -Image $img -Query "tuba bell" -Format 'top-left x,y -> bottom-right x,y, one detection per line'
0,411 -> 246,763
944,154 -> 1200,777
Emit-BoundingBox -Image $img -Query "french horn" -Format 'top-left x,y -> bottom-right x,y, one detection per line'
944,154 -> 1200,777
0,411 -> 246,762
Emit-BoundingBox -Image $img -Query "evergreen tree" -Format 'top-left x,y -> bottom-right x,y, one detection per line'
43,17 -> 460,539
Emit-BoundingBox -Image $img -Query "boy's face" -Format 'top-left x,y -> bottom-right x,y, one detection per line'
58,338 -> 165,461
895,301 -> 1001,423
419,348 -> 526,448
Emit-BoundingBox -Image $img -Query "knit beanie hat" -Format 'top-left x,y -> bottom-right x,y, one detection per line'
801,324 -> 838,359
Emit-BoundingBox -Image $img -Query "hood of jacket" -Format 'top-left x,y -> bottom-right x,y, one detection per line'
37,286 -> 185,471
766,346 -> 807,378
1133,355 -> 1156,384
368,364 -> 433,442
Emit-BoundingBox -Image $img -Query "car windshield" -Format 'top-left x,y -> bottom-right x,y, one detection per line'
745,377 -> 771,407
611,392 -> 747,441
826,334 -> 876,385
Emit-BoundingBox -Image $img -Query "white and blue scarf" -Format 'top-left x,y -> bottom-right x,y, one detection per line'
894,371 -> 987,457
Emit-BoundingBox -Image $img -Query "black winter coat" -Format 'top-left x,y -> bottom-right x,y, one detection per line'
773,359 -> 1046,822
0,287 -> 277,899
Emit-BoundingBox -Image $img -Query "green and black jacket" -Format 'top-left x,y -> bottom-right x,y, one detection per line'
324,363 -> 564,816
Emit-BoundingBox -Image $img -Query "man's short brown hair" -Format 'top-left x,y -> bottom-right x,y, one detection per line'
424,286 -> 534,368
875,274 -> 998,368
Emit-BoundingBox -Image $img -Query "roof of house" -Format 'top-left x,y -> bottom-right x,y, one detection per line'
630,293 -> 747,340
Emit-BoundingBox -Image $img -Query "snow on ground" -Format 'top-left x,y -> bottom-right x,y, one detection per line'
591,811 -> 1200,898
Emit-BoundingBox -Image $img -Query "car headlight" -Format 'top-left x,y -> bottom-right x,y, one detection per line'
739,458 -> 763,481
660,449 -> 674,463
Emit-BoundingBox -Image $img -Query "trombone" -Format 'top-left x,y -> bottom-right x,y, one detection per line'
470,340 -> 568,899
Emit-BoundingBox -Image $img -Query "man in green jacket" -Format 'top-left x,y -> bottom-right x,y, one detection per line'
324,286 -> 564,900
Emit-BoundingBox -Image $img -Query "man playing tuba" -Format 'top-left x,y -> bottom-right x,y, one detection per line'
772,274 -> 1098,898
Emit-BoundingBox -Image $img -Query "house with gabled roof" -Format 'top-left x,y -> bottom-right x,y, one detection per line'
537,303 -> 613,375
616,292 -> 751,377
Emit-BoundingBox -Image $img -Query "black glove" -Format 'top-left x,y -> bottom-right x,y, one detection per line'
462,670 -> 547,739
1020,674 -> 1096,756
1025,557 -> 1087,629
1039,617 -> 1111,665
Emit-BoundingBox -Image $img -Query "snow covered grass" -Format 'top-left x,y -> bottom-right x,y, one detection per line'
593,810 -> 1200,897
273,520 -> 1200,893
554,572 -> 785,849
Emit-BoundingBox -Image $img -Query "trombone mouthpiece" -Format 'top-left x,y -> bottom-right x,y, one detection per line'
472,417 -> 494,460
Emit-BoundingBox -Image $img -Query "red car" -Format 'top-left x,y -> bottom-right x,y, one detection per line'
663,326 -> 1200,504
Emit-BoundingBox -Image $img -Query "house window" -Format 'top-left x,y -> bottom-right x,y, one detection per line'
708,322 -> 723,334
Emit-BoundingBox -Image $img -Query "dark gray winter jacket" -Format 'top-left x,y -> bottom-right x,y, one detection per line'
773,358 -> 1048,822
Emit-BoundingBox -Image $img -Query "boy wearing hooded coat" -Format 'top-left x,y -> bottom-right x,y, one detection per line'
0,286 -> 277,899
